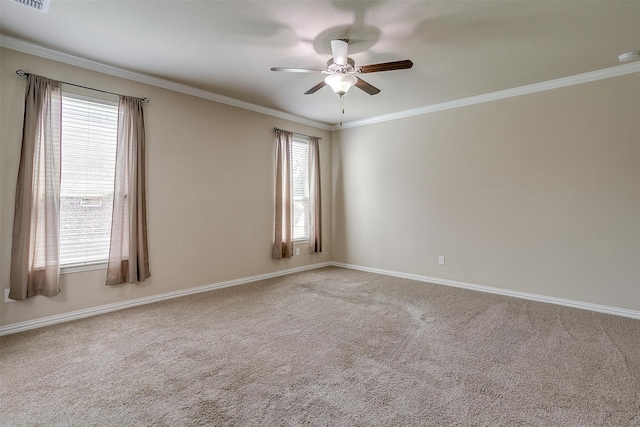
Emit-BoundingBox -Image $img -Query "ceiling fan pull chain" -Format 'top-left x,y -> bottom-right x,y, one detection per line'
339,94 -> 345,127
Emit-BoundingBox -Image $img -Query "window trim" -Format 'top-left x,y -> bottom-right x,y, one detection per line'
61,262 -> 108,275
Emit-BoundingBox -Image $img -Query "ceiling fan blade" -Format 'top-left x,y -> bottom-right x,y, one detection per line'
304,81 -> 327,95
270,67 -> 326,74
330,39 -> 349,65
359,60 -> 413,74
355,78 -> 381,95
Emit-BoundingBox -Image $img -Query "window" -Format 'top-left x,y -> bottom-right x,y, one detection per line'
59,93 -> 118,266
291,136 -> 309,241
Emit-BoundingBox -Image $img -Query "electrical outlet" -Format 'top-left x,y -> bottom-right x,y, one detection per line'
438,256 -> 445,265
5,289 -> 15,303
295,247 -> 300,256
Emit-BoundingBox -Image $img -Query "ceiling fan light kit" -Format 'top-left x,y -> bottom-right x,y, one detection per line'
324,74 -> 358,95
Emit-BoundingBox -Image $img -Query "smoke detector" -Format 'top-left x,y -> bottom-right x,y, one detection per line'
618,51 -> 639,63
12,0 -> 50,13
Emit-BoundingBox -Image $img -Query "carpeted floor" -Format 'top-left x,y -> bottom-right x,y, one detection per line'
1,267 -> 639,426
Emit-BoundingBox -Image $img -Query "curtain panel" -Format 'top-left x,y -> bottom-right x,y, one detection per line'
106,96 -> 151,285
9,74 -> 63,300
308,137 -> 322,253
272,129 -> 293,259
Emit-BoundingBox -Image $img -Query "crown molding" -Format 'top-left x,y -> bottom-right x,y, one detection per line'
0,34 -> 332,131
334,61 -> 640,130
3,34 -> 638,133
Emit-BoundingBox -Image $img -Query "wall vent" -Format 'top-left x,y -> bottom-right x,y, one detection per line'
13,0 -> 50,13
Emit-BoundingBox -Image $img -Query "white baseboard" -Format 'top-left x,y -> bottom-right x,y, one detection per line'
331,262 -> 640,320
0,262 -> 332,336
3,261 -> 638,335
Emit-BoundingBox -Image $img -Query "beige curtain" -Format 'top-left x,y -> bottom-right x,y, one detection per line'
308,137 -> 322,253
106,96 -> 150,285
9,74 -> 63,300
272,129 -> 293,259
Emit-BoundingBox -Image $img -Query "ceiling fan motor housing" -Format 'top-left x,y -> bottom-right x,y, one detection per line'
327,58 -> 358,74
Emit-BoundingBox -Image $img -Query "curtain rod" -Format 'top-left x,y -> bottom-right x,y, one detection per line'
16,69 -> 150,103
273,127 -> 322,141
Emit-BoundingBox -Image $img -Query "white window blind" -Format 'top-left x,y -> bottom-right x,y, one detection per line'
60,93 -> 118,266
291,137 -> 310,241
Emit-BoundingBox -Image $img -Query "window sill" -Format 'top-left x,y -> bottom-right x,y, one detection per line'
61,261 -> 107,275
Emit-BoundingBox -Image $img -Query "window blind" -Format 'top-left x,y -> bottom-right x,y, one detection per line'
291,137 -> 310,241
59,93 -> 118,265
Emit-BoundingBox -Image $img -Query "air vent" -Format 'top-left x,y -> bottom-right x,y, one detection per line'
13,0 -> 50,13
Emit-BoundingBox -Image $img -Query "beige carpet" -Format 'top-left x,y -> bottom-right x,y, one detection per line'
1,267 -> 639,426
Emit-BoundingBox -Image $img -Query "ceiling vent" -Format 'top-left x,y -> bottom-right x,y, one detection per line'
13,0 -> 50,13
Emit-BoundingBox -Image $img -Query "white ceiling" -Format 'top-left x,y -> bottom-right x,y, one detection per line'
1,0 -> 639,126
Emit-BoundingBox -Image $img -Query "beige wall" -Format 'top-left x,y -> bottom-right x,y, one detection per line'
2,46 -> 639,329
332,73 -> 640,311
0,48 -> 332,326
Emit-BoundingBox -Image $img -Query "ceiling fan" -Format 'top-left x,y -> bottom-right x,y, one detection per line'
271,39 -> 413,97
